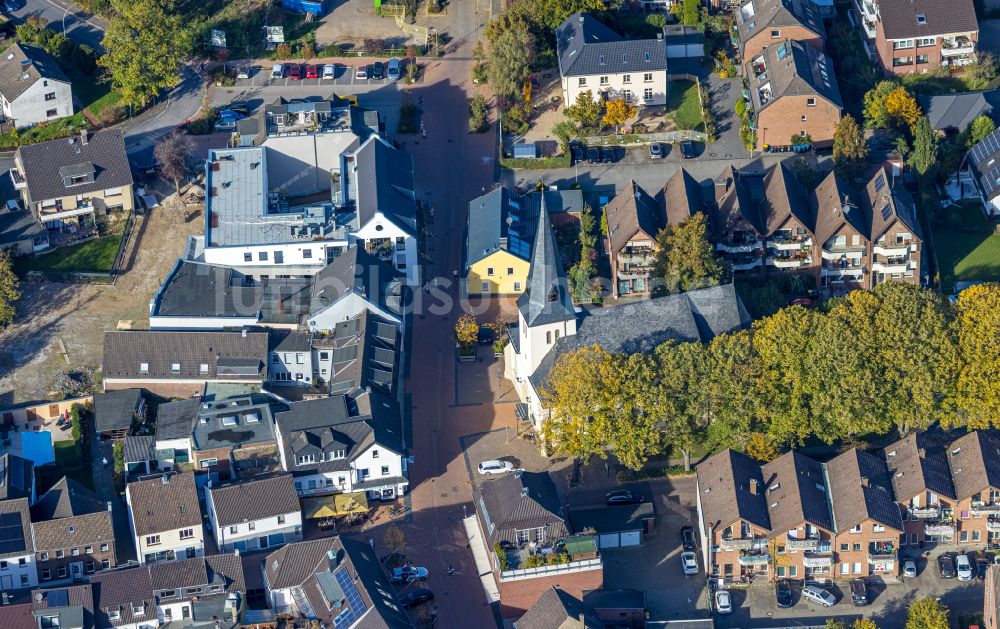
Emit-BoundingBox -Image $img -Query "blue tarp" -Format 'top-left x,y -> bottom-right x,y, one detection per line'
281,0 -> 325,15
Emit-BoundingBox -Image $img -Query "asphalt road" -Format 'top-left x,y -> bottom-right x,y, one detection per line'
9,0 -> 107,51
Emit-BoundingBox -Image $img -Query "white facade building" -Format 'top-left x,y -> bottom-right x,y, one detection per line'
0,44 -> 73,128
205,474 -> 303,553
126,473 -> 205,566
0,499 -> 36,591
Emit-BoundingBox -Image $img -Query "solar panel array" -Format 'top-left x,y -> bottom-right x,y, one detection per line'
880,202 -> 892,222
970,128 -> 1000,197
333,568 -> 367,627
0,512 -> 26,555
45,590 -> 69,608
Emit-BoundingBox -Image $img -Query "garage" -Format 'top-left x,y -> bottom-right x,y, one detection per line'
568,502 -> 655,549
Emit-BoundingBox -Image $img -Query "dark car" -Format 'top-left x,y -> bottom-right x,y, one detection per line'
600,146 -> 615,163
477,326 -> 495,346
606,490 -> 644,506
939,554 -> 956,579
849,579 -> 867,606
400,588 -> 434,608
979,557 -> 990,580
570,143 -> 585,164
227,100 -> 249,114
372,61 -> 385,79
775,579 -> 794,608
679,140 -> 697,159
288,65 -> 303,80
680,526 -> 696,551
586,146 -> 600,163
3,0 -> 19,11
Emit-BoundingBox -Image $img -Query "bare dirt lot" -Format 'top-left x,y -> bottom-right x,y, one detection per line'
0,200 -> 202,408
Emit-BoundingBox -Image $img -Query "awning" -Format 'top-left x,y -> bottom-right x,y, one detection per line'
302,492 -> 369,519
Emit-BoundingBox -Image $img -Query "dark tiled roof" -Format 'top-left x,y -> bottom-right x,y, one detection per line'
761,451 -> 833,534
735,0 -> 824,54
826,448 -> 903,532
517,586 -> 605,629
90,567 -> 155,628
309,247 -> 406,322
102,330 -> 268,381
93,389 -> 142,434
148,554 -> 245,597
662,167 -> 704,226
922,90 -> 1000,133
32,477 -> 106,521
516,194 -> 577,327
948,431 -> 1000,500
349,135 -> 417,235
17,129 -> 132,206
860,166 -> 921,240
208,474 -> 300,527
0,498 -> 33,560
475,471 -> 567,545
0,602 -> 34,627
884,433 -> 956,502
711,165 -> 767,236
556,13 -> 667,77
876,0 -> 978,40
122,435 -> 155,464
568,502 -> 655,535
697,449 -> 771,531
0,43 -> 69,103
812,171 -> 868,246
126,472 -> 201,537
32,511 -> 115,554
154,397 -> 203,441
264,537 -> 338,590
762,161 -> 814,234
746,39 -> 842,114
605,180 -> 663,255
0,452 -> 34,501
0,208 -> 45,248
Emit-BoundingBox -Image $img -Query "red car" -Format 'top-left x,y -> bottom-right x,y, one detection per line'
288,65 -> 302,80
305,65 -> 319,79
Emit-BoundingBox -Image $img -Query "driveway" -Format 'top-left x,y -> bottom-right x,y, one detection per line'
11,0 -> 107,51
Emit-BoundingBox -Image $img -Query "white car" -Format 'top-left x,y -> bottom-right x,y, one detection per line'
956,553 -> 973,580
680,551 -> 698,576
902,559 -> 917,578
802,585 -> 836,607
714,589 -> 732,614
271,64 -> 284,79
478,460 -> 514,475
322,64 -> 336,80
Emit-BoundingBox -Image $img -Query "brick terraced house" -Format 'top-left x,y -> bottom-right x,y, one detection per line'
31,477 -> 116,585
883,432 -> 957,547
735,0 -> 825,62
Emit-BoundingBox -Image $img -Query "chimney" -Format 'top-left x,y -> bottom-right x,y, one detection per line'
80,129 -> 88,146
861,476 -> 870,487
657,31 -> 663,40
161,474 -> 170,485
521,486 -> 530,497
749,478 -> 758,495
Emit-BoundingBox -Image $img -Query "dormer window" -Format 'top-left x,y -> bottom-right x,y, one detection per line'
547,288 -> 558,302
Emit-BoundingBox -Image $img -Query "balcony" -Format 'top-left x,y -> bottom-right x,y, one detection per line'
942,37 -> 975,57
872,243 -> 910,257
616,268 -> 651,281
9,168 -> 25,190
717,238 -> 761,254
872,259 -> 911,274
39,198 -> 95,220
909,506 -> 943,519
786,535 -> 820,551
769,255 -> 812,269
737,551 -> 769,566
926,522 -> 957,536
731,257 -> 764,272
719,537 -> 754,551
988,516 -> 1000,532
769,235 -> 812,251
821,247 -> 864,261
971,501 -> 1000,515
868,541 -> 897,561
821,264 -> 864,278
802,553 -> 833,567
617,252 -> 655,266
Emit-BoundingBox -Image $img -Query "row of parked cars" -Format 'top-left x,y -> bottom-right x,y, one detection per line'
268,59 -> 403,81
568,140 -> 699,166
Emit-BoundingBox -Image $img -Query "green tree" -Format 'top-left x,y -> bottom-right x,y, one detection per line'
552,120 -> 576,149
970,114 -> 996,145
565,90 -> 604,129
469,93 -> 489,133
863,80 -> 922,133
968,52 -> 998,90
113,440 -> 125,476
0,251 -> 19,329
955,283 -> 1000,428
100,0 -> 192,107
909,116 -> 939,179
905,597 -> 949,629
651,341 -> 708,470
681,0 -> 701,25
832,114 -> 869,181
383,525 -> 406,553
485,27 -> 535,104
455,314 -> 479,346
703,330 -> 764,450
569,203 -> 598,302
863,80 -> 900,129
652,213 -> 728,296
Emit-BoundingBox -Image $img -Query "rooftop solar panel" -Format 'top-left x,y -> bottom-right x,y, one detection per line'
333,568 -> 367,627
880,202 -> 892,222
45,590 -> 69,608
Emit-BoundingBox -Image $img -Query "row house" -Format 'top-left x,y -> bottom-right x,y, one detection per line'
30,478 -> 116,585
861,167 -> 923,287
852,0 -> 979,75
948,431 -> 1000,549
735,0 -> 825,62
0,498 -> 36,590
813,171 -> 872,291
90,568 -> 158,629
148,555 -> 245,627
0,43 -> 74,129
125,472 -> 204,565
205,473 -> 303,553
884,432 -> 958,547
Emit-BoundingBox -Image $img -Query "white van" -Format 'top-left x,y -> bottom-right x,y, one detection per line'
387,58 -> 401,81
956,553 -> 974,581
271,64 -> 284,80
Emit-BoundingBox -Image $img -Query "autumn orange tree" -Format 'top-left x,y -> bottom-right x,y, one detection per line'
602,98 -> 637,134
863,80 -> 921,134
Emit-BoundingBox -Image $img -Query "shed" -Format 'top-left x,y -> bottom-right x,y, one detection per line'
664,25 -> 705,59
513,143 -> 538,159
568,502 -> 655,549
93,389 -> 145,438
582,589 -> 646,628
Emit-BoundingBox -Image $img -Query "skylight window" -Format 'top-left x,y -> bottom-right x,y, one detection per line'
221,415 -> 238,427
916,14 -> 926,24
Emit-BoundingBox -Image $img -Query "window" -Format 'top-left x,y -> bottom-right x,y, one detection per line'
507,267 -> 514,275
146,535 -> 160,546
171,363 -> 180,373
600,76 -> 609,86
278,515 -> 286,524
643,73 -> 653,82
359,468 -> 370,479
546,331 -> 551,344
801,115 -> 807,121
578,78 -> 586,87
973,531 -> 982,542
298,454 -> 316,465
481,282 -> 489,292
200,457 -> 217,468
789,566 -> 797,577
86,561 -> 94,573
180,529 -> 194,540
894,57 -> 913,66
19,575 -> 27,586
894,39 -> 914,49
916,54 -> 930,64
852,543 -> 861,551
102,559 -> 110,569
853,563 -> 862,574
839,543 -> 848,552
71,548 -> 79,556
961,530 -> 969,542
0,561 -> 6,571
840,563 -> 849,575
40,615 -> 59,628
623,74 -> 631,84
244,252 -> 252,262
249,522 -> 256,531
338,476 -> 346,486
896,232 -> 911,244
486,267 -> 494,276
622,90 -> 633,103
85,546 -> 92,554
643,88 -> 653,101
56,550 -> 64,558
259,251 -> 268,261
199,363 -> 209,374
771,29 -> 780,38
303,249 -> 312,259
46,109 -> 58,118
382,465 -> 390,475
274,251 -> 284,264
40,552 -> 48,561
58,567 -> 67,578
873,524 -> 885,533
373,450 -> 379,458
917,37 -> 935,46
132,604 -> 144,616
139,363 -> 149,373
42,568 -> 50,580
44,92 -> 56,101
229,526 -> 238,534
850,524 -> 862,533
806,98 -> 816,107
514,282 -> 521,292
916,13 -> 925,24
100,544 -> 109,552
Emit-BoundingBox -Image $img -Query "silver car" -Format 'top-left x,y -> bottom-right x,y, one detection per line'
681,551 -> 698,576
714,589 -> 732,614
902,559 -> 917,577
802,585 -> 836,607
477,460 -> 514,475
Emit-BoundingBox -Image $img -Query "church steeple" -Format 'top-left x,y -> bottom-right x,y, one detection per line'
516,193 -> 576,327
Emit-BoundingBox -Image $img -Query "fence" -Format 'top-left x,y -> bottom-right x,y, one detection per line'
22,213 -> 136,285
581,130 -> 709,146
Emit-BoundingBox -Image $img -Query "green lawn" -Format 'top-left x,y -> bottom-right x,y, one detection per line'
16,234 -> 122,274
54,440 -> 82,467
666,80 -> 705,132
934,230 -> 1000,293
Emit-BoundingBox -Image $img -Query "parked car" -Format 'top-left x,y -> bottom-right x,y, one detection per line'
355,65 -> 369,80
400,588 -> 434,608
586,146 -> 600,163
477,326 -> 495,346
288,65 -> 303,80
478,460 -> 514,475
387,58 -> 402,80
649,142 -> 664,159
938,554 -> 956,579
956,553 -> 973,581
3,0 -> 20,11
271,64 -> 284,79
391,566 -> 428,583
322,64 -> 337,79
680,551 -> 698,576
372,61 -> 385,79
775,579 -> 794,608
227,101 -> 249,114
902,559 -> 917,578
680,526 -> 696,551
569,142 -> 585,164
606,490 -> 644,506
714,589 -> 732,614
979,557 -> 989,580
801,585 -> 836,607
600,146 -> 615,163
236,66 -> 254,80
679,140 -> 697,159
305,65 -> 319,79
849,579 -> 867,606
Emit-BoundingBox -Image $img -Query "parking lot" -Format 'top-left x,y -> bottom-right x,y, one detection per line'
227,60 -> 409,89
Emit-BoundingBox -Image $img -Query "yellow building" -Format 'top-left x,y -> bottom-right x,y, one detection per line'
465,187 -> 583,297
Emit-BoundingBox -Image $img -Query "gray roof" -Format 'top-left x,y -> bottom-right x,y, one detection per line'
967,127 -> 1000,201
148,554 -> 245,607
861,166 -> 921,241
127,472 -> 201,537
324,310 -> 399,397
348,135 -> 417,235
875,0 -> 978,40
0,453 -> 34,501
735,0 -> 824,55
567,502 -> 655,535
0,498 -> 33,560
0,208 -> 45,248
922,90 -> 1000,132
761,451 -> 833,534
31,478 -> 115,553
516,194 -> 576,327
32,476 -> 106,521
466,187 -> 585,266
516,587 -> 605,629
0,43 -> 69,103
475,471 -> 567,545
948,431 -> 1000,500
190,394 -> 277,452
208,473 -> 300,526
16,129 -> 132,206
747,38 -> 841,114
32,584 -> 95,629
103,330 -> 268,382
696,449 -> 771,531
122,435 -> 156,464
556,13 -> 667,78
663,167 -> 704,226
530,283 -> 751,390
154,397 -> 203,441
310,247 -> 406,320
884,432 -> 956,502
581,589 -> 645,611
826,448 -> 903,532
93,389 -> 142,434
